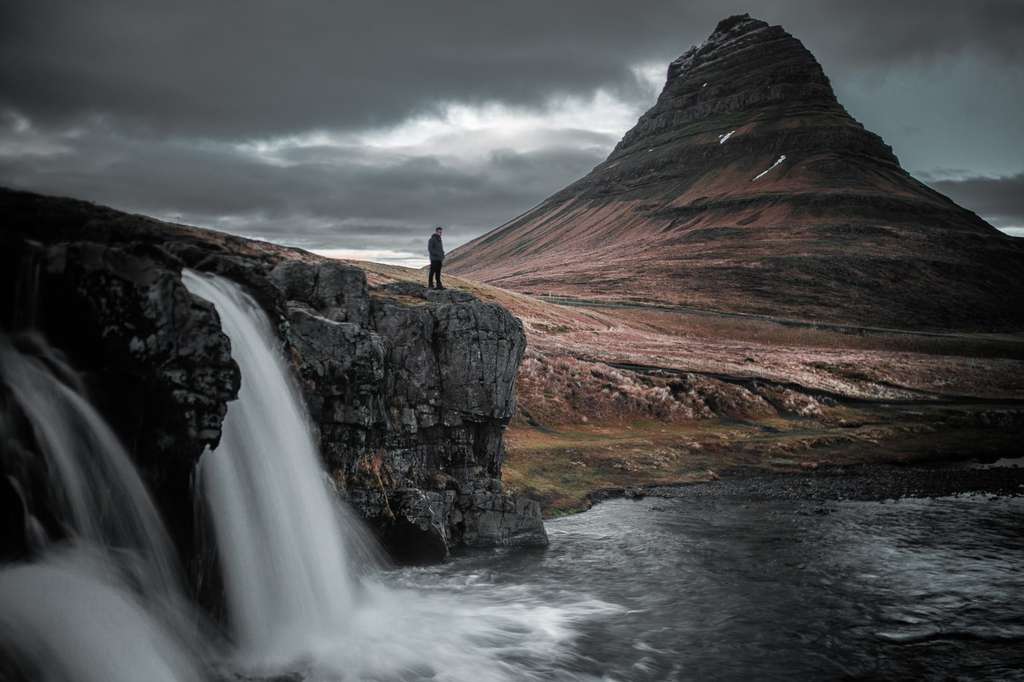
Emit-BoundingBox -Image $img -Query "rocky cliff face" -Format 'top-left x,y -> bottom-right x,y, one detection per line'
447,14 -> 1024,331
0,187 -> 545,570
269,267 -> 540,559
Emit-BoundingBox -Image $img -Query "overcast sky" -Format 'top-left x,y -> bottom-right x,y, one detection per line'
2,0 -> 1022,265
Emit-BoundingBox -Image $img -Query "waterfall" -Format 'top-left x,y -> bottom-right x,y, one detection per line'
0,336 -> 202,681
0,336 -> 182,600
183,271 -> 359,664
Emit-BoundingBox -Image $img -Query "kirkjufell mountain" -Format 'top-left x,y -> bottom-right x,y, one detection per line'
447,14 -> 1024,330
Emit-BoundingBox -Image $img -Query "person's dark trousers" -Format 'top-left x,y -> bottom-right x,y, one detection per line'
428,260 -> 443,289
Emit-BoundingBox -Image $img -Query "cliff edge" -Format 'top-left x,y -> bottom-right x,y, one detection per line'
0,187 -> 546,570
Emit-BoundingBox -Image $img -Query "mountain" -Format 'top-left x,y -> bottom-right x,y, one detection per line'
446,14 -> 1024,330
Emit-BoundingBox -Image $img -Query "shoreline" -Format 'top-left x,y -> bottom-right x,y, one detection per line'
504,404 -> 1024,517
587,457 -> 1024,508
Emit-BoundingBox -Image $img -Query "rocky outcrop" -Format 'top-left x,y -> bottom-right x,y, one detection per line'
448,14 -> 1024,331
273,264 -> 543,558
0,187 -> 545,568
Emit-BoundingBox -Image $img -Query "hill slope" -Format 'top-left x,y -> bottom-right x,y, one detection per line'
447,14 -> 1024,330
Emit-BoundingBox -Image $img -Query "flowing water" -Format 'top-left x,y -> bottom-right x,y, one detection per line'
0,337 -> 202,681
0,337 -> 182,598
183,270 -> 1024,681
4,275 -> 1021,682
0,548 -> 202,682
391,493 -> 1024,680
183,271 -> 360,662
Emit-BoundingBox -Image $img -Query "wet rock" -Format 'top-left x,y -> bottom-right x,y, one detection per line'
0,231 -> 240,558
457,492 -> 547,547
38,242 -> 240,460
285,306 -> 386,431
347,488 -> 451,563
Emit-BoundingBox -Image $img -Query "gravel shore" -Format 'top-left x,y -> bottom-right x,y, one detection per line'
594,458 -> 1024,505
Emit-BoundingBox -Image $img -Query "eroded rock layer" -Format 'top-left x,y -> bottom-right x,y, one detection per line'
0,187 -> 545,571
447,14 -> 1024,330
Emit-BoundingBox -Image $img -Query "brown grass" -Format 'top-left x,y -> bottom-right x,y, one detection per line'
504,408 -> 1024,515
346,257 -> 1024,409
608,305 -> 1024,360
339,257 -> 1024,515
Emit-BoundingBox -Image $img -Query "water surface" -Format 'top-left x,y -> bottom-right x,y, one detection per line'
391,493 -> 1024,680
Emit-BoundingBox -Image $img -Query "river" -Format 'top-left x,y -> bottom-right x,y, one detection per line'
389,488 -> 1024,680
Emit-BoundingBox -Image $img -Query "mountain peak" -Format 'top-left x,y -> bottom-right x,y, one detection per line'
712,13 -> 761,35
627,14 -> 854,163
447,16 -> 1024,330
667,14 -> 769,82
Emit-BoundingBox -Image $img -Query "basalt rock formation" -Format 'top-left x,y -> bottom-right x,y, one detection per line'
0,187 -> 545,571
447,14 -> 1024,331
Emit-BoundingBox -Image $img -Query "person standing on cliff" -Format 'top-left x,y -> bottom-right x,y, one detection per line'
427,226 -> 445,290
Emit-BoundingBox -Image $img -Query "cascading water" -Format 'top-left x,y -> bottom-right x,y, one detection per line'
0,337 -> 202,682
2,271 -> 1019,682
0,337 -> 181,599
183,270 -> 360,662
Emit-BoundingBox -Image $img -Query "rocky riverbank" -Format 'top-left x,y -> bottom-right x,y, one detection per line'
504,401 -> 1024,514
596,458 -> 1024,507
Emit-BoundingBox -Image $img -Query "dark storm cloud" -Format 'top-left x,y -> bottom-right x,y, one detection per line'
1,0 -> 1022,252
775,1 -> 1024,68
927,174 -> 1024,227
0,120 -> 608,251
1,0 -> 1021,138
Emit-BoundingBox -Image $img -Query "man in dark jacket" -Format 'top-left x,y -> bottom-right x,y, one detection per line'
427,226 -> 445,289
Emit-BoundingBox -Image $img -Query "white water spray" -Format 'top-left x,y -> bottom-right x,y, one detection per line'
0,338 -> 202,681
0,550 -> 202,682
0,337 -> 182,601
1,277 -> 605,681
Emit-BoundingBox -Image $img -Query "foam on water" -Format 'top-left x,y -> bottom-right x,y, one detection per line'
0,549 -> 201,682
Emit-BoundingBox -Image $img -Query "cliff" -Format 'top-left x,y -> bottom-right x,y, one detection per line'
447,14 -> 1024,331
0,187 -> 546,568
